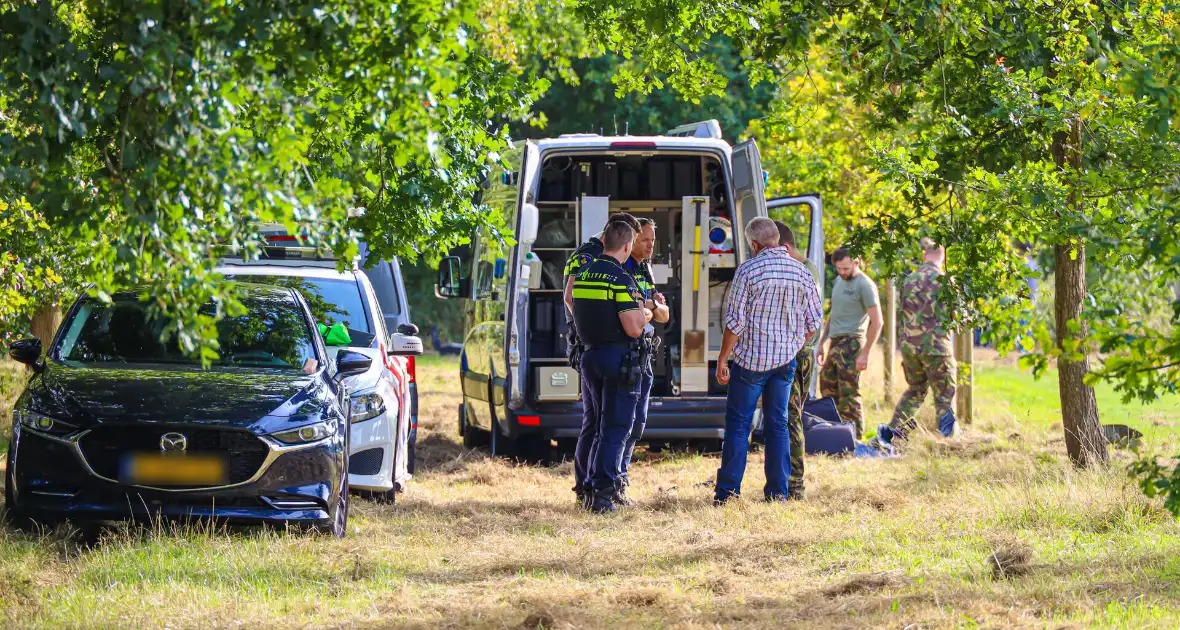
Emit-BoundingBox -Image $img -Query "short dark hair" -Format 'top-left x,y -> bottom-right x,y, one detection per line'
774,221 -> 796,248
831,247 -> 852,263
608,212 -> 640,232
602,221 -> 636,250
637,217 -> 656,228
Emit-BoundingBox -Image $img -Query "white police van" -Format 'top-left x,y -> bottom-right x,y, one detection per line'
219,234 -> 424,501
436,121 -> 824,459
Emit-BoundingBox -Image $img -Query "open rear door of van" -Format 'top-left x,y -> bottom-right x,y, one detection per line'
767,194 -> 825,301
767,194 -> 825,394
730,140 -> 769,262
503,140 -> 540,424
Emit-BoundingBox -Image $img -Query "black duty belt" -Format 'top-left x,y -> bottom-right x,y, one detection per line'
582,342 -> 629,351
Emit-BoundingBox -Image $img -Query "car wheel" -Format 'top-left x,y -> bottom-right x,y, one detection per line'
3,451 -> 24,527
695,439 -> 723,454
323,434 -> 350,538
3,449 -> 39,531
357,487 -> 397,505
328,482 -> 349,538
512,434 -> 552,466
461,405 -> 489,449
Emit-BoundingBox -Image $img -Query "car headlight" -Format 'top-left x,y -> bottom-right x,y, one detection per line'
349,390 -> 386,423
14,410 -> 77,437
271,420 -> 338,445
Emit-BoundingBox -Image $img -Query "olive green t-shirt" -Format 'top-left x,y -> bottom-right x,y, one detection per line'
828,271 -> 879,339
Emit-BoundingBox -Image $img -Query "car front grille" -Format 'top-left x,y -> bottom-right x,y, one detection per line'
79,426 -> 270,488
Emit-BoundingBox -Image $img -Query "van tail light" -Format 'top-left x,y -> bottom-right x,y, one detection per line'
517,415 -> 540,426
405,356 -> 416,383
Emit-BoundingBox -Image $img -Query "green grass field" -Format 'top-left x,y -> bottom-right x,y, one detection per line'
974,359 -> 1180,437
0,352 -> 1178,628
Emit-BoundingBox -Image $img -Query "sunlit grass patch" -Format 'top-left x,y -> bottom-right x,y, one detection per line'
1,353 -> 1179,628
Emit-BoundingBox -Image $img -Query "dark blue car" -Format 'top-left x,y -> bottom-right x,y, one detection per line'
4,284 -> 372,536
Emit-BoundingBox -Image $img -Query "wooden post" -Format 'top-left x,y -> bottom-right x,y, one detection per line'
882,278 -> 896,403
955,330 -> 974,424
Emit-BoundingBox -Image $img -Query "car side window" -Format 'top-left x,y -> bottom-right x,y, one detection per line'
364,261 -> 402,317
358,274 -> 388,343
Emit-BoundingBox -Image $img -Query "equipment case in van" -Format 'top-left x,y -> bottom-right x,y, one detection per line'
536,366 -> 580,402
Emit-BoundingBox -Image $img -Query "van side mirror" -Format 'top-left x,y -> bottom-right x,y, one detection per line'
9,338 -> 44,371
436,256 -> 463,298
334,349 -> 372,381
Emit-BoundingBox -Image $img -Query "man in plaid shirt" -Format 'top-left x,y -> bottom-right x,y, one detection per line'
714,217 -> 824,504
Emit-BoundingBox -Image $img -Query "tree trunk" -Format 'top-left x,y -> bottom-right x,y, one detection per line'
27,307 -> 62,371
1054,244 -> 1107,467
1053,118 -> 1108,468
29,306 -> 61,346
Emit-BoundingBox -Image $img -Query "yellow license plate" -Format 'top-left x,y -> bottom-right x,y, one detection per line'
122,453 -> 228,486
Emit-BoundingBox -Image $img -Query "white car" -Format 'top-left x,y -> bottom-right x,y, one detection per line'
217,258 -> 423,502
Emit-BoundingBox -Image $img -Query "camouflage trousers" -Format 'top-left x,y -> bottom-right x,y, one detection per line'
786,347 -> 814,496
819,335 -> 864,438
888,353 -> 957,439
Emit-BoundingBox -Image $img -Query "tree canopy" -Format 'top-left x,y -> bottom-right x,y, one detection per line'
0,0 -> 549,356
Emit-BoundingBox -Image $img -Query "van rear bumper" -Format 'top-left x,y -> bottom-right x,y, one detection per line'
513,398 -> 727,440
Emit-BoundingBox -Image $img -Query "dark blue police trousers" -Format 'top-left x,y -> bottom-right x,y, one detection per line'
619,366 -> 652,486
574,346 -> 640,495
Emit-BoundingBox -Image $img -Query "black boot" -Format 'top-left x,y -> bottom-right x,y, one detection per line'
589,489 -> 617,514
612,478 -> 634,507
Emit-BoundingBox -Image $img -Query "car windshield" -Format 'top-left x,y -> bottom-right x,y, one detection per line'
221,275 -> 375,347
56,292 -> 318,371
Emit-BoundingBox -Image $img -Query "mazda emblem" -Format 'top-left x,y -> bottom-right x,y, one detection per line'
160,432 -> 188,452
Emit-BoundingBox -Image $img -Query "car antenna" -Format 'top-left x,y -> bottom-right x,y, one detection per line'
613,116 -> 618,136
625,121 -> 629,136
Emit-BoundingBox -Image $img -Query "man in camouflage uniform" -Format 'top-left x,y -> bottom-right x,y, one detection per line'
774,221 -> 822,499
817,248 -> 882,439
878,238 -> 957,444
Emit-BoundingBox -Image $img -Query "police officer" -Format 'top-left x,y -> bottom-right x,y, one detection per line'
617,217 -> 668,505
564,213 -> 641,506
571,221 -> 650,513
878,238 -> 957,444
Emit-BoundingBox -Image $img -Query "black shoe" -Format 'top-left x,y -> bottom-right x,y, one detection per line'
612,487 -> 635,508
713,492 -> 738,507
589,494 -> 617,514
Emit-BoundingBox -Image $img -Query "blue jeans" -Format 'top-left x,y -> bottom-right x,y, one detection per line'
579,346 -> 640,495
716,359 -> 797,501
619,366 -> 652,486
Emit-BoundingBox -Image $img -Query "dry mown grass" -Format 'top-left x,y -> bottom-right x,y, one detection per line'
1,352 -> 1179,628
